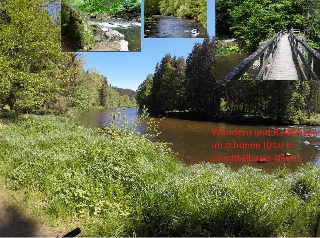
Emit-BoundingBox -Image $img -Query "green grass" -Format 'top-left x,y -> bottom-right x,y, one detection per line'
1,112 -> 320,236
215,41 -> 242,57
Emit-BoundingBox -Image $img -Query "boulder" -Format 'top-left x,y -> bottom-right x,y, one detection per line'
104,30 -> 125,41
61,2 -> 95,51
91,25 -> 106,42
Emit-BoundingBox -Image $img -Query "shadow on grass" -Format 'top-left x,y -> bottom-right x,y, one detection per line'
0,204 -> 39,236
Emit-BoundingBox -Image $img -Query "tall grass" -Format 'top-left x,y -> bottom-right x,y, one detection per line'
0,111 -> 320,236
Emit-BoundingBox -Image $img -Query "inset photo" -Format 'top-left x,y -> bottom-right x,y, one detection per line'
61,0 -> 141,51
216,0 -> 320,80
144,0 -> 207,38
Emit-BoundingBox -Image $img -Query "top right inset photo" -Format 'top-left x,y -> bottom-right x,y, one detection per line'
215,0 -> 320,80
144,0 -> 207,38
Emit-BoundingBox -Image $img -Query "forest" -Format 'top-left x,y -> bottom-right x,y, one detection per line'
144,0 -> 207,26
63,0 -> 141,18
0,0 -> 136,114
216,0 -> 320,51
137,37 -> 320,125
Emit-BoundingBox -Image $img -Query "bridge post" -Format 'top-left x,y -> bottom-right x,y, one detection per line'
307,52 -> 313,80
259,49 -> 266,80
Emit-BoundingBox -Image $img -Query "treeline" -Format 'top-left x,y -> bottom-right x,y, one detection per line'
144,0 -> 207,25
137,37 -> 216,117
219,80 -> 320,125
216,0 -> 320,50
63,0 -> 141,17
72,67 -> 136,111
0,0 -> 135,114
137,37 -> 320,125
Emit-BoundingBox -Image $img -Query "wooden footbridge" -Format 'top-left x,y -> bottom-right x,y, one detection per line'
220,29 -> 320,80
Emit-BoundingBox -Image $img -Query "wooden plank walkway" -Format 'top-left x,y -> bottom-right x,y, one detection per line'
268,33 -> 300,80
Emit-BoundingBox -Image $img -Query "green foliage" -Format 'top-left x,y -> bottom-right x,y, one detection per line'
0,0 -> 71,112
145,53 -> 187,112
1,113 -> 320,236
121,0 -> 141,12
219,80 -> 313,124
186,37 -> 217,116
215,47 -> 230,57
145,0 -> 207,25
298,0 -> 320,47
139,37 -> 218,116
77,0 -> 123,14
0,1 -> 133,114
229,45 -> 240,53
63,0 -> 141,15
216,0 -> 320,50
137,74 -> 153,109
156,62 -> 184,111
144,0 -> 161,16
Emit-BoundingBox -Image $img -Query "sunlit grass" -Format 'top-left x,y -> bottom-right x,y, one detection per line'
0,111 -> 320,236
62,0 -> 84,7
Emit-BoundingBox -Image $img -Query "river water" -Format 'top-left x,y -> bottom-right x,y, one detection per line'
79,107 -> 320,172
144,15 -> 207,38
87,18 -> 141,51
216,54 -> 254,79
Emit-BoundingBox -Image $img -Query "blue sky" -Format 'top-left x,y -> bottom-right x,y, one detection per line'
83,0 -> 215,91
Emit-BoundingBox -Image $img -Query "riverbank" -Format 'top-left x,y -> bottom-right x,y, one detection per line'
144,16 -> 160,37
215,39 -> 246,57
152,110 -> 320,126
1,112 -> 320,236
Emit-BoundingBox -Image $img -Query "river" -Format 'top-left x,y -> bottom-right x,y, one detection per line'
79,107 -> 320,172
144,15 -> 207,38
216,53 -> 259,79
87,18 -> 141,51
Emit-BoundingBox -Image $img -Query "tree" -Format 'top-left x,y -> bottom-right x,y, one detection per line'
137,74 -> 153,109
144,0 -> 161,16
147,54 -> 187,112
298,0 -> 320,46
156,62 -> 181,111
186,36 -> 216,117
0,0 -> 71,112
157,0 -> 207,25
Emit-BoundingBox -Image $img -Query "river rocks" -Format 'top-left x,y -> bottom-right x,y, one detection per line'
91,25 -> 106,42
104,29 -> 125,41
88,24 -> 128,51
61,2 -> 95,51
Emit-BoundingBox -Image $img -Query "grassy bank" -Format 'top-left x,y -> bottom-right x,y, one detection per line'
1,112 -> 320,236
215,40 -> 245,57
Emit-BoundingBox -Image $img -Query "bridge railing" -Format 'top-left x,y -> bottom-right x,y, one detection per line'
220,30 -> 286,80
288,31 -> 320,80
291,29 -> 300,35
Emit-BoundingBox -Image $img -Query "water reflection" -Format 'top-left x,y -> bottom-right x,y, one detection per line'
215,54 -> 250,79
144,15 -> 207,38
79,107 -> 320,172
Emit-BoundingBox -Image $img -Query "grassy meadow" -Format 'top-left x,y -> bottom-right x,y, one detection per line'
0,112 -> 320,236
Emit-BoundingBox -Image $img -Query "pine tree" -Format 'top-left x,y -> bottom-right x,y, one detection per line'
186,36 -> 216,117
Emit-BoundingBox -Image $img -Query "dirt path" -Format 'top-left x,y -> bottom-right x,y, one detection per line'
0,182 -> 55,237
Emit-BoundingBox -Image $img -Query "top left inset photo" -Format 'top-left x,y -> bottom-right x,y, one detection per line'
61,0 -> 141,52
